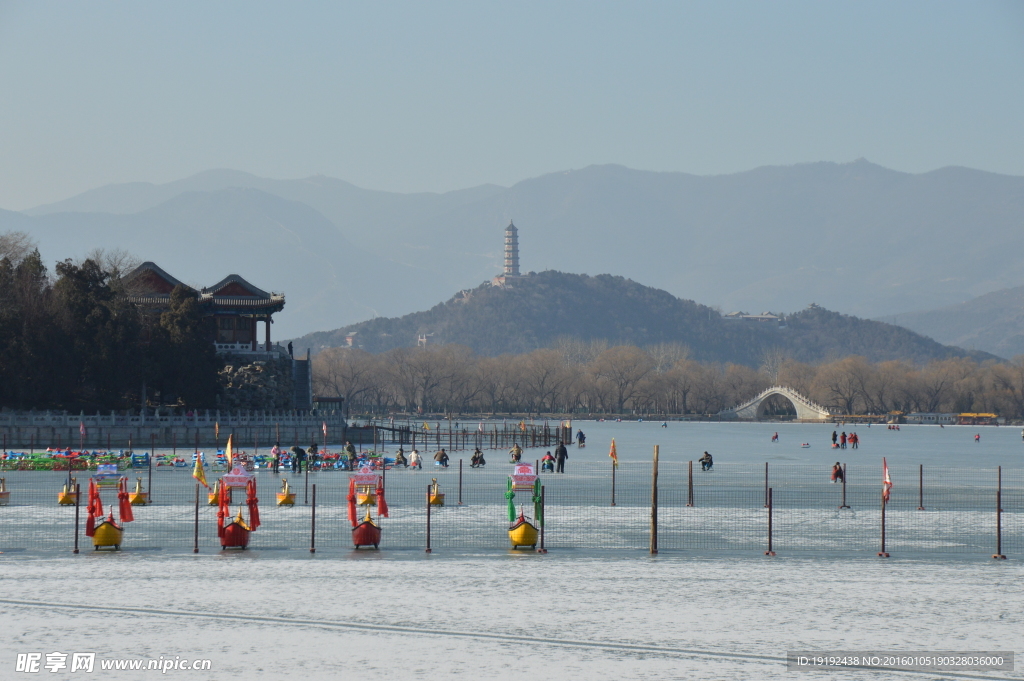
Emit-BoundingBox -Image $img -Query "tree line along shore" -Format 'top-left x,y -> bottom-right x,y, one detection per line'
314,343 -> 1024,420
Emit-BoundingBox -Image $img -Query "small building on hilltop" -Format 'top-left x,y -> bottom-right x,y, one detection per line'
492,220 -> 523,287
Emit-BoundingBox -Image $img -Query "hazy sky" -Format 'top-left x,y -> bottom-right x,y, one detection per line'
1,1 -> 1022,210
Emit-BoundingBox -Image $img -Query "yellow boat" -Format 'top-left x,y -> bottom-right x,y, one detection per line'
129,478 -> 149,506
276,478 -> 296,506
508,513 -> 539,549
92,518 -> 123,550
209,486 -> 232,506
357,490 -> 377,506
58,479 -> 77,505
428,478 -> 445,506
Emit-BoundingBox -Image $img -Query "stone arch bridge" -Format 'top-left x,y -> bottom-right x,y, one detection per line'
719,386 -> 832,421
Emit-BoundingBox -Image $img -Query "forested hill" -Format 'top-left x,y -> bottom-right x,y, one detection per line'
291,271 -> 995,366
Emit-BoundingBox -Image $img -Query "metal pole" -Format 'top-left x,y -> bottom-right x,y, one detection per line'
917,464 -> 925,510
537,485 -> 547,553
73,483 -> 80,554
193,483 -> 199,553
765,487 -> 776,556
994,466 -> 1006,559
650,445 -> 659,555
611,458 -> 616,506
195,430 -> 199,456
425,484 -> 432,553
173,432 -> 176,458
304,460 -> 309,505
686,460 -> 694,507
878,491 -> 889,557
458,459 -> 463,505
764,462 -> 769,508
310,484 -> 317,554
148,449 -> 153,503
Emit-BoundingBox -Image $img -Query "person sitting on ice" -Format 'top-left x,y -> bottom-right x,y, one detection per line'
394,447 -> 408,468
699,451 -> 713,471
509,443 -> 523,463
409,449 -> 422,469
433,448 -> 449,468
541,451 -> 555,473
470,448 -> 486,468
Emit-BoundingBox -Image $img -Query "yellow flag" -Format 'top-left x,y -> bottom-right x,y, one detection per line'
226,434 -> 234,468
423,422 -> 431,431
192,454 -> 209,489
609,438 -> 619,468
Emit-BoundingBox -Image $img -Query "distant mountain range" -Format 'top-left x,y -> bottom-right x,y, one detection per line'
291,271 -> 996,365
5,160 -> 1024,342
877,286 -> 1024,359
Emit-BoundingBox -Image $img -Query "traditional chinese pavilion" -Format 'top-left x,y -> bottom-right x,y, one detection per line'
124,262 -> 286,354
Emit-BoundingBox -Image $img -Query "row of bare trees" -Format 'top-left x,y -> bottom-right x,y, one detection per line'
312,340 -> 1024,418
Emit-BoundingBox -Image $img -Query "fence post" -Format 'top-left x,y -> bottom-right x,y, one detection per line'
994,466 -> 1006,559
839,463 -> 850,509
458,459 -> 463,505
650,445 -> 659,555
764,462 -> 769,508
878,491 -> 889,558
73,483 -> 80,554
425,484 -> 433,553
686,460 -> 694,507
611,457 -> 617,506
537,484 -> 547,554
765,487 -> 775,556
304,460 -> 309,505
193,483 -> 200,553
310,484 -> 317,554
917,464 -> 925,510
148,450 -> 154,504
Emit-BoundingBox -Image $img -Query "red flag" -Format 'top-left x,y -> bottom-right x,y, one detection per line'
882,457 -> 893,504
376,476 -> 389,518
347,477 -> 357,527
117,477 -> 134,523
246,479 -> 260,531
85,479 -> 100,537
322,422 -> 327,438
609,438 -> 619,468
79,421 -> 86,436
217,480 -> 229,538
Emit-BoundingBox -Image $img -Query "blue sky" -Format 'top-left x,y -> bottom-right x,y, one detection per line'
1,1 -> 1022,209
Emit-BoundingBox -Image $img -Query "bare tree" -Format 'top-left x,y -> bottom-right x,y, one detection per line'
0,231 -> 34,265
590,346 -> 655,413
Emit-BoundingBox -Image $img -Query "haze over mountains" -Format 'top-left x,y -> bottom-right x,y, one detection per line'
5,160 -> 1024,343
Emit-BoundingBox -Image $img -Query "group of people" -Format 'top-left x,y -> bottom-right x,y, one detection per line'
539,442 -> 569,473
831,430 -> 859,449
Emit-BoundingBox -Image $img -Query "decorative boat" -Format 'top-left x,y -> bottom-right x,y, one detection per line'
92,512 -> 124,550
505,465 -> 544,550
220,508 -> 251,549
347,476 -> 388,549
92,463 -> 121,488
352,510 -> 382,549
0,477 -> 9,506
58,478 -> 77,505
276,478 -> 296,506
428,478 -> 445,506
508,512 -> 539,549
129,478 -> 149,505
218,479 -> 260,549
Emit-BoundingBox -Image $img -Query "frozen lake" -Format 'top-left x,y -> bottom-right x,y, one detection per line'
2,422 -> 1021,679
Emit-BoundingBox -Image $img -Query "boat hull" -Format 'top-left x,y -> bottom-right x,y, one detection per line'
352,520 -> 381,549
276,492 -> 295,506
92,521 -> 123,550
220,522 -> 250,549
129,492 -> 149,505
508,519 -> 539,549
58,492 -> 76,505
429,493 -> 445,507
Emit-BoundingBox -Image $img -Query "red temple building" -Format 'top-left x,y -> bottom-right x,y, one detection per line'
124,262 -> 288,353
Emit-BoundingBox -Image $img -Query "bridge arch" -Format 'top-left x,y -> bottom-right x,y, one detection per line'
719,386 -> 831,421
